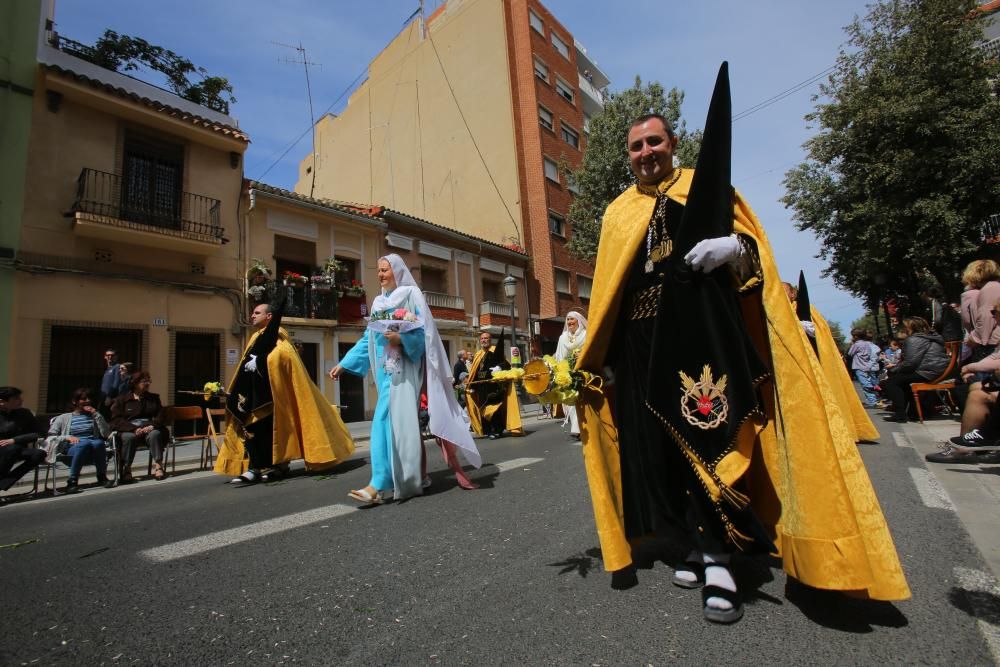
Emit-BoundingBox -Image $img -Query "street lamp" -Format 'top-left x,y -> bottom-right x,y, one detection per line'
502,274 -> 518,363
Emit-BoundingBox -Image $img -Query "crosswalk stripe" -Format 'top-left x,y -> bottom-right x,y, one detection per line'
491,457 -> 544,473
140,504 -> 356,562
139,456 -> 545,562
909,467 -> 955,510
892,432 -> 912,448
953,567 -> 1000,663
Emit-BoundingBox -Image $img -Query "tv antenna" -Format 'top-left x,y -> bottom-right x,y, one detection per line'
272,41 -> 322,197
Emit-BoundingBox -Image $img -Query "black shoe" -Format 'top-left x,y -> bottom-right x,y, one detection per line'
924,452 -> 1000,465
488,434 -> 498,440
949,429 -> 998,448
230,470 -> 261,486
883,415 -> 908,423
63,479 -> 82,494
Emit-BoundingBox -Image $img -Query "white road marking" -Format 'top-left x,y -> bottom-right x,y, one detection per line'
491,457 -> 544,472
909,467 -> 955,510
892,432 -> 912,448
140,504 -> 356,562
954,567 -> 1000,663
140,456 -> 543,562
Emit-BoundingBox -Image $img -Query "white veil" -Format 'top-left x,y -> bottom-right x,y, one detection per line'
555,311 -> 588,362
371,254 -> 481,468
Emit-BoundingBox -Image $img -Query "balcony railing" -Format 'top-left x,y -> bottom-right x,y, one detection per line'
480,301 -> 519,319
424,291 -> 465,311
578,74 -> 606,108
72,168 -> 224,242
250,280 -> 339,320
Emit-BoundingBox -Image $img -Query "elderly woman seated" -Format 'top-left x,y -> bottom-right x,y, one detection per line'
47,388 -> 112,492
111,371 -> 167,483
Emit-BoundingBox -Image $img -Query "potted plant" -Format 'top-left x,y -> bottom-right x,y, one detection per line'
311,273 -> 335,293
321,257 -> 343,276
283,270 -> 307,288
342,279 -> 366,297
247,284 -> 268,302
247,258 -> 272,285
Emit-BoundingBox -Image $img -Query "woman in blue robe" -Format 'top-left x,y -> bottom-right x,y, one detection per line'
330,255 -> 480,503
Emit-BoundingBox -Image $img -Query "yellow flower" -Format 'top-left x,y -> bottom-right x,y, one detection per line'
555,360 -> 571,374
554,371 -> 573,388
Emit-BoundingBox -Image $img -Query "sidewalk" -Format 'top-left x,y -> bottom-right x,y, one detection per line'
4,403 -> 546,496
900,415 -> 1000,581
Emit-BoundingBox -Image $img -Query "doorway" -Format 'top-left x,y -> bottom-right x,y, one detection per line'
337,342 -> 365,422
46,325 -> 142,414
173,332 -> 220,436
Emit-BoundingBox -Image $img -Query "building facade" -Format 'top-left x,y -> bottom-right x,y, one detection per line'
9,8 -> 249,414
295,0 -> 609,353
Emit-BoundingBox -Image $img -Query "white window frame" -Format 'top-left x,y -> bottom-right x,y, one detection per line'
543,157 -> 560,184
555,77 -> 575,105
538,105 -> 554,131
577,275 -> 593,300
561,122 -> 579,149
551,32 -> 569,59
554,268 -> 571,294
529,10 -> 544,35
533,58 -> 549,83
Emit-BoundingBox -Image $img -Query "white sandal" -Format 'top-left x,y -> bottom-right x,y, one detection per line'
348,487 -> 383,504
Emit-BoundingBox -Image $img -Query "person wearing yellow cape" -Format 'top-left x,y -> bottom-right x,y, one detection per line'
574,63 -> 908,624
465,330 -> 523,439
215,300 -> 355,484
785,275 -> 880,444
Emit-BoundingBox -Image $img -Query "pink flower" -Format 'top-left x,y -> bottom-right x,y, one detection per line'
393,308 -> 408,320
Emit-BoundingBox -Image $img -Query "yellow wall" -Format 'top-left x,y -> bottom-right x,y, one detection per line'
10,66 -> 247,410
297,0 -> 523,246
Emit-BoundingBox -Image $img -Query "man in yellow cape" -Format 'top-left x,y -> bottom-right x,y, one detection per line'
784,279 -> 880,444
215,302 -> 355,482
575,65 -> 908,625
465,330 -> 523,439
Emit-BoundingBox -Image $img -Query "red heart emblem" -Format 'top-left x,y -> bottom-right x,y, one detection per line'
697,396 -> 713,416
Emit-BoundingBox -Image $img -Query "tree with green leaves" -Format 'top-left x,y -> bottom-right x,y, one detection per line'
81,30 -> 236,114
565,77 -> 702,260
827,320 -> 848,352
783,0 -> 1000,309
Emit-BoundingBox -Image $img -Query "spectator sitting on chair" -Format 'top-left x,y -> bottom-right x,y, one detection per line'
880,317 -> 950,423
46,388 -> 113,492
942,300 -> 1000,447
0,386 -> 43,494
111,371 -> 167,483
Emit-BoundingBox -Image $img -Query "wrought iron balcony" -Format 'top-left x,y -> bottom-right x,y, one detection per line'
248,279 -> 339,321
72,168 -> 225,244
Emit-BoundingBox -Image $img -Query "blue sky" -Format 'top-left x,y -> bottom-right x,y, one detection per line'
53,0 -> 874,331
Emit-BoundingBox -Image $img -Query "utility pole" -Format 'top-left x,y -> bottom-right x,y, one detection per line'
272,41 -> 321,197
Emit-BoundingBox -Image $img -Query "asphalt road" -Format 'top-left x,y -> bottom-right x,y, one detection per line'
1,413 -> 998,665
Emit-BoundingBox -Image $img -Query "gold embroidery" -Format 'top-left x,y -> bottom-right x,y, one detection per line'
630,284 -> 661,320
678,365 -> 729,430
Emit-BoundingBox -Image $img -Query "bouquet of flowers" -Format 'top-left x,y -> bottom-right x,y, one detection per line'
202,381 -> 224,401
518,355 -> 597,406
367,308 -> 423,374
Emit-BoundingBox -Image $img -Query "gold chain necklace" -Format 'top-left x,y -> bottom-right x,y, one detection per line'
644,169 -> 682,273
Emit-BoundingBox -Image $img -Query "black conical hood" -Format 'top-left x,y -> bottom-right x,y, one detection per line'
486,328 -> 507,366
673,62 -> 732,257
796,270 -> 812,322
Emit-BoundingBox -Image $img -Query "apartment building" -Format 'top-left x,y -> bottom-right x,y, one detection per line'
295,0 -> 609,353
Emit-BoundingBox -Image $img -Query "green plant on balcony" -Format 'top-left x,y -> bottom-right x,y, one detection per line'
247,258 -> 272,285
283,270 -> 307,288
338,279 -> 366,298
310,274 -> 335,293
321,257 -> 344,276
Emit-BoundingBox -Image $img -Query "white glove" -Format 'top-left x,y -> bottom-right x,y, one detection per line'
244,353 -> 258,372
800,321 -> 816,338
684,234 -> 742,273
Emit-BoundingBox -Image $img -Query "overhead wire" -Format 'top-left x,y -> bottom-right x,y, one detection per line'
732,65 -> 836,122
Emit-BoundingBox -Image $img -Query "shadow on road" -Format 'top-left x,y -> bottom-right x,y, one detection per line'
547,547 -> 604,578
948,586 -> 1000,624
785,579 -> 908,632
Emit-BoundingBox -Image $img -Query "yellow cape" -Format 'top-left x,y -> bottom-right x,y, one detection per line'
214,328 -> 356,476
576,169 -> 909,601
812,307 -> 880,443
465,346 -> 523,436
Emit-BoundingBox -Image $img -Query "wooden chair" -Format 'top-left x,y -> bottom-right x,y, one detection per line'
911,341 -> 962,423
204,408 -> 226,470
163,405 -> 207,473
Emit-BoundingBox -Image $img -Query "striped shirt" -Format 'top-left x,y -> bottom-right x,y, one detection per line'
69,413 -> 95,437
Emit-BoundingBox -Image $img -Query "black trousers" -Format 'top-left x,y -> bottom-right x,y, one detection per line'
0,444 -> 46,491
881,371 -> 926,419
244,415 -> 274,470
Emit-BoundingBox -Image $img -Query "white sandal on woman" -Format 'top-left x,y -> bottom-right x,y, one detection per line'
348,487 -> 384,504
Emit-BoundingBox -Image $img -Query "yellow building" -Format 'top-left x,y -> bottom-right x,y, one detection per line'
10,14 -> 249,414
295,0 -> 608,344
